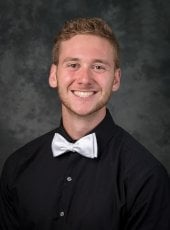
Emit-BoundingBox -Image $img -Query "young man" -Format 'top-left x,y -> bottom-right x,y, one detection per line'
0,17 -> 170,230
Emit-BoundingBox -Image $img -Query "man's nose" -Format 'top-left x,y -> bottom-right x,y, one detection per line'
76,67 -> 93,85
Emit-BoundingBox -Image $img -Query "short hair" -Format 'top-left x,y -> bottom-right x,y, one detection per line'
52,17 -> 120,68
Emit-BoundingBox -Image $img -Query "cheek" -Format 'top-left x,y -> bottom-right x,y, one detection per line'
98,76 -> 114,90
57,70 -> 75,87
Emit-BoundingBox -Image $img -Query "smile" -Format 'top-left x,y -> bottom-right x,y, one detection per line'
72,91 -> 96,98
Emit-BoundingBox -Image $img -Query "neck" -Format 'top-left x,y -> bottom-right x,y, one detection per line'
62,108 -> 106,140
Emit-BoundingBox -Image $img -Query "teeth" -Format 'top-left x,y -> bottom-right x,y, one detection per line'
73,91 -> 94,98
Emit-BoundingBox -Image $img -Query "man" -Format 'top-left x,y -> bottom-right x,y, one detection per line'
0,17 -> 170,230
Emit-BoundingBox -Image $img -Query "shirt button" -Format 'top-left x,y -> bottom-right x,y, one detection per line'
66,176 -> 72,182
60,211 -> 64,217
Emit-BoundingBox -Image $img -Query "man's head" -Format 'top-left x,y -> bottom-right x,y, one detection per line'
49,17 -> 121,123
52,17 -> 120,69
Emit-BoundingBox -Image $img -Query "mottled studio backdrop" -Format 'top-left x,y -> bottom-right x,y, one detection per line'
0,0 -> 170,174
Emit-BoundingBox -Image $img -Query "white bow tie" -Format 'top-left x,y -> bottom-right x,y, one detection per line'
51,133 -> 98,159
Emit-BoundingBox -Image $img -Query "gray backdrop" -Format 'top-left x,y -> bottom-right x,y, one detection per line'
0,0 -> 170,174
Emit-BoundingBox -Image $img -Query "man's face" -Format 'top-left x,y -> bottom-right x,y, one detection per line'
49,34 -> 121,118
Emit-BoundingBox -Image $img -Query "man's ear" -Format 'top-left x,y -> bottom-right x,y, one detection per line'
49,64 -> 58,88
112,68 -> 121,92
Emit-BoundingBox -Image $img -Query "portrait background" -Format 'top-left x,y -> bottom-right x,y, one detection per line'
0,0 -> 170,174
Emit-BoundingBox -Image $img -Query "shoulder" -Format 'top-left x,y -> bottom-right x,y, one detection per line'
112,125 -> 170,188
114,124 -> 170,193
1,129 -> 57,181
8,129 -> 56,160
113,126 -> 170,218
114,125 -> 164,171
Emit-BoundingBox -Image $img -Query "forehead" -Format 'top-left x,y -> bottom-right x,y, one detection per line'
59,34 -> 115,61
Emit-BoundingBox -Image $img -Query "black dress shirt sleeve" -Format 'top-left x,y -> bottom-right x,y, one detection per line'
124,164 -> 170,229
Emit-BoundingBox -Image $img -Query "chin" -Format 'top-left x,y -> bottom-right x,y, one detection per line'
70,106 -> 106,118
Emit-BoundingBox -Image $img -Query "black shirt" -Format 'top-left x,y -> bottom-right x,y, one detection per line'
0,110 -> 170,230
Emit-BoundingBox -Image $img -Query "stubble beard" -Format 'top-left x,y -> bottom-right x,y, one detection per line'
58,88 -> 113,118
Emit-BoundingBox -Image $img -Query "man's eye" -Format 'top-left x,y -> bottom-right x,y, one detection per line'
96,65 -> 105,69
66,63 -> 79,69
92,64 -> 106,72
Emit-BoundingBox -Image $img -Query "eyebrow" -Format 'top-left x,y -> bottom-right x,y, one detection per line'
92,59 -> 111,66
63,57 -> 80,63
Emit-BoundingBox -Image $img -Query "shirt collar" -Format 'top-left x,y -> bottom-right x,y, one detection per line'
55,109 -> 116,157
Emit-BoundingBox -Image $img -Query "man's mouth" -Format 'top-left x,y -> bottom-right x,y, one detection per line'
72,90 -> 96,98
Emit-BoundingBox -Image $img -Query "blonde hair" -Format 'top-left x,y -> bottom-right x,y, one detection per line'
52,17 -> 120,68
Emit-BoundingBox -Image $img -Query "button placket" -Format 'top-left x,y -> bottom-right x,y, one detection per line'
58,155 -> 78,220
58,176 -> 73,218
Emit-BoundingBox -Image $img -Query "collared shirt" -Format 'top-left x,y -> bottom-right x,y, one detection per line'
0,110 -> 170,230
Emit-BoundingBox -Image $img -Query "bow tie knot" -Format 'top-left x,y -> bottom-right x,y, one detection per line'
51,133 -> 98,159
